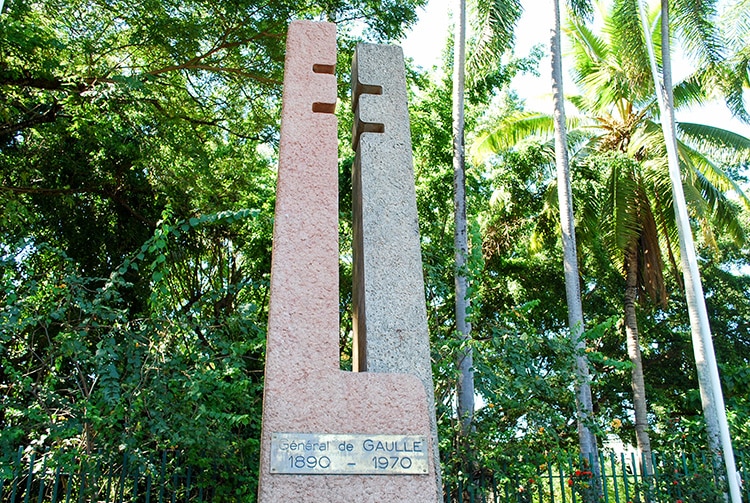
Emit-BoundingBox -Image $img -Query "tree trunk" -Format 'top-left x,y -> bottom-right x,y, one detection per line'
623,240 -> 653,476
637,1 -> 741,500
452,0 -> 474,437
550,0 -> 600,490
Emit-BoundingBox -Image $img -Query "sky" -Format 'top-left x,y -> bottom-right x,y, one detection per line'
400,0 -> 750,137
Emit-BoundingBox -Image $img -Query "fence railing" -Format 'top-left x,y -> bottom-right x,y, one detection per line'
0,447 -> 247,503
2,447 -> 747,503
443,450 -> 749,503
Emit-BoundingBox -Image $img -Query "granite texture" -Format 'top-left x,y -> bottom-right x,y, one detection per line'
351,42 -> 443,499
258,22 -> 439,503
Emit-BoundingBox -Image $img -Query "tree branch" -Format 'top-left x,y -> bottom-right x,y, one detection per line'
0,103 -> 62,137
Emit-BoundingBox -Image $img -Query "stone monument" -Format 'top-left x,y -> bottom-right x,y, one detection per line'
257,20 -> 441,502
351,42 -> 443,496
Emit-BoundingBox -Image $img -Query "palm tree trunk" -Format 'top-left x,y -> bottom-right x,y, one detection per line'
551,0 -> 600,490
623,241 -> 653,476
637,1 -> 741,500
452,0 -> 474,437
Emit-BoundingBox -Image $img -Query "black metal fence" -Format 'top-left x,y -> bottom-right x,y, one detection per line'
2,447 -> 748,502
443,450 -> 749,503
0,447 -> 245,503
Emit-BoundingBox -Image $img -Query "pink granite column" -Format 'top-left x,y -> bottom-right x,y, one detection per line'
257,21 -> 440,503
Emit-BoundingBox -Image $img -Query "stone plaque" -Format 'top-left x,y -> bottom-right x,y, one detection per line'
270,433 -> 429,475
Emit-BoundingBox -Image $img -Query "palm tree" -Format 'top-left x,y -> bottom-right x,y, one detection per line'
451,0 -> 522,438
474,0 -> 750,481
634,0 -> 744,499
568,2 -> 667,472
453,0 -> 474,439
550,0 -> 601,484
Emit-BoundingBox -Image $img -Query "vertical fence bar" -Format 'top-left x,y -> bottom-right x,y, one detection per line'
159,450 -> 166,503
643,450 -> 650,502
132,466 -> 140,502
76,457 -> 86,503
171,454 -> 177,503
558,459 -> 566,503
145,473 -> 152,503
63,464 -> 73,503
91,453 -> 102,502
36,451 -> 48,503
630,452 -> 640,503
599,451 -> 608,503
609,453 -> 619,503
546,459 -> 555,503
569,456 -> 578,503
186,465 -> 192,502
104,456 -> 117,503
619,453 -> 629,503
23,450 -> 36,503
676,452 -> 687,501
650,451 -> 659,502
8,447 -> 19,502
116,451 -> 128,503
680,451 -> 688,476
51,465 -> 61,503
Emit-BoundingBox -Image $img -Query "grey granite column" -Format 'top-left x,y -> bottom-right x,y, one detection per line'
351,42 -> 443,499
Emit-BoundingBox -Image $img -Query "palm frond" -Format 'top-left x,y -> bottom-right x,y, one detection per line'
567,0 -> 593,21
682,166 -> 746,246
567,15 -> 608,76
725,48 -> 750,123
466,0 -> 523,79
610,0 -> 654,92
671,73 -> 709,110
676,139 -> 750,210
676,122 -> 750,169
672,0 -> 725,68
636,193 -> 667,306
472,111 -> 594,162
472,112 -> 555,160
568,1 -> 654,111
608,157 -> 642,256
626,122 -> 664,160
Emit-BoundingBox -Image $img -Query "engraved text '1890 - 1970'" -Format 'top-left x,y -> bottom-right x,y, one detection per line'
270,433 -> 429,475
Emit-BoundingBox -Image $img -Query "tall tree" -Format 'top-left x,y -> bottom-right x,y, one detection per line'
453,0 -> 474,438
550,0 -> 600,484
636,0 -> 742,498
568,2 -> 663,471
0,0 -> 428,492
475,0 -> 750,482
451,0 -> 523,438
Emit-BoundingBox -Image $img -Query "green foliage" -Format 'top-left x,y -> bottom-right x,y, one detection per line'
3,0 -> 750,497
0,211 -> 267,497
1,3 -> 427,499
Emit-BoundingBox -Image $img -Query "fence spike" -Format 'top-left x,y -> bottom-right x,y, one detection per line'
51,465 -> 61,503
23,450 -> 36,503
36,451 -> 48,503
